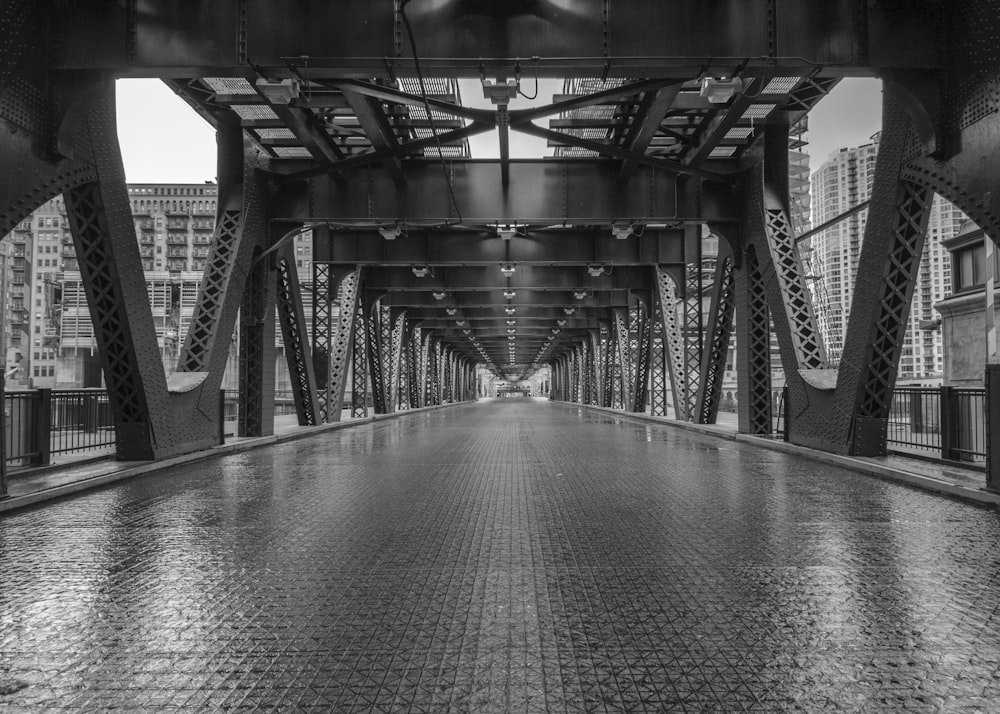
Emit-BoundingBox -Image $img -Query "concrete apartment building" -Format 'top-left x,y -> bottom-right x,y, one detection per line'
807,134 -> 963,382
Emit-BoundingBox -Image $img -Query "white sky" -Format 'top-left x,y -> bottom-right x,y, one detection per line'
115,76 -> 883,184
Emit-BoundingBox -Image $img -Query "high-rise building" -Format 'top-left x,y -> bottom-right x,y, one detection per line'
807,134 -> 961,380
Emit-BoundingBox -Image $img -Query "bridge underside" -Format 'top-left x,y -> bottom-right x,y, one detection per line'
2,1 -> 1000,490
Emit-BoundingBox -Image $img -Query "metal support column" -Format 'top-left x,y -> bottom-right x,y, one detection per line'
655,267 -> 688,420
327,268 -> 362,421
351,298 -> 370,418
274,243 -> 319,426
694,244 -> 736,424
734,246 -> 773,434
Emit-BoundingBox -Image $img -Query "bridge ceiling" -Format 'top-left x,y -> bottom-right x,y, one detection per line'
45,0 -> 939,380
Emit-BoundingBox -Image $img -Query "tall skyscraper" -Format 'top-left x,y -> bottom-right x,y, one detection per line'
807,134 -> 961,380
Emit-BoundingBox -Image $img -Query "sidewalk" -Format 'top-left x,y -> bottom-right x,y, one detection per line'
574,404 -> 999,508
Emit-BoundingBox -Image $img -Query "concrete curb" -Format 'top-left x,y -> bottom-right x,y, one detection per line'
0,401 -> 471,515
560,402 -> 1000,510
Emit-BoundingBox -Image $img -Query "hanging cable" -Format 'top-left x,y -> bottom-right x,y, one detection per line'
399,0 -> 464,224
515,58 -> 539,101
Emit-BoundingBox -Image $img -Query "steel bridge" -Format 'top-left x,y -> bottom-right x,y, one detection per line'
1,1 -> 1000,491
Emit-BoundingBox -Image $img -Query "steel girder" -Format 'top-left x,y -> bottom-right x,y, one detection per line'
351,296 -> 370,419
694,243 -> 737,425
51,1 -> 925,77
62,111 -> 170,458
365,301 -> 394,414
312,227 -> 688,266
631,299 -> 653,413
328,269 -> 363,422
745,100 -> 934,455
649,298 -> 668,417
655,267 -> 689,420
275,244 -> 320,426
238,240 -> 275,439
735,246 -> 773,435
311,256 -> 334,421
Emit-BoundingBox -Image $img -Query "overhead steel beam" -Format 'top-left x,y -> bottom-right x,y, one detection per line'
376,290 -> 633,308
341,89 -> 406,184
363,266 -> 653,291
314,228 -> 687,265
293,161 -> 708,224
619,86 -> 682,181
57,1 -> 910,77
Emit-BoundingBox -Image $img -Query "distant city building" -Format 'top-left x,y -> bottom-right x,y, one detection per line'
807,134 -> 961,381
1,183 -> 309,391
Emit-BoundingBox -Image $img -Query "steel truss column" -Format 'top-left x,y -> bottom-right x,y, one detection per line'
655,267 -> 689,420
588,330 -> 602,406
351,297 -> 370,419
600,325 -> 615,407
238,239 -> 277,438
735,246 -> 773,434
274,243 -> 319,426
649,295 -> 668,416
364,298 -> 393,414
327,268 -> 362,422
632,298 -> 653,413
834,95 -> 933,455
694,242 -> 737,424
682,236 -> 705,419
311,241 -> 333,421
389,310 -> 407,410
61,84 -> 172,460
410,325 -> 424,408
613,309 -> 632,410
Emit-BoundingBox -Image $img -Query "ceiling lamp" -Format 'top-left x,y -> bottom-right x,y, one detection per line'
700,76 -> 742,104
564,307 -> 575,315
506,320 -> 516,326
446,308 -> 457,315
503,290 -> 516,299
611,223 -> 633,240
587,264 -> 606,277
500,264 -> 516,276
456,320 -> 466,326
412,265 -> 431,278
432,291 -> 446,300
379,223 -> 403,240
496,223 -> 517,240
255,78 -> 300,104
574,291 -> 588,300
557,319 -> 566,327
505,307 -> 516,315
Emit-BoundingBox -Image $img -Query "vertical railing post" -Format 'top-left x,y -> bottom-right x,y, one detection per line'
781,385 -> 790,442
219,389 -> 226,446
0,371 -> 7,498
31,388 -> 52,466
940,385 -> 954,461
986,365 -> 1000,491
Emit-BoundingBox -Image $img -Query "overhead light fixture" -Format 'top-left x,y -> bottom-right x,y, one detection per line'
552,328 -> 561,335
587,264 -> 606,277
255,78 -> 300,104
446,308 -> 457,315
557,319 -> 566,327
379,223 -> 403,240
611,223 -> 633,240
573,291 -> 587,300
432,291 -> 446,300
507,328 -> 516,334
506,320 -> 516,326
503,290 -> 516,299
496,223 -> 517,240
500,264 -> 516,276
505,307 -> 516,315
483,79 -> 518,105
456,320 -> 466,326
463,329 -> 471,334
700,76 -> 742,104
564,307 -> 575,315
412,265 -> 431,278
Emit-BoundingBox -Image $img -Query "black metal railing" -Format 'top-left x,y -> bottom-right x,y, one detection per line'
4,389 -> 116,468
887,386 -> 986,462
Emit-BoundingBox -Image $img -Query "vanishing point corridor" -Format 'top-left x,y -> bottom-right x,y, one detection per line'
2,400 -> 999,711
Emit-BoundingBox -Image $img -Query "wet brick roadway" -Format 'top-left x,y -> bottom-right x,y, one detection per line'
1,400 -> 1000,712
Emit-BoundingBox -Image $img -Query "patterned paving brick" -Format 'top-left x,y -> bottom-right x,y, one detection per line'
1,400 -> 1000,711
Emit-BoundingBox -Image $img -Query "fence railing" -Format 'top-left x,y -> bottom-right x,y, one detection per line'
887,386 -> 986,462
4,389 -> 116,468
222,390 -> 299,428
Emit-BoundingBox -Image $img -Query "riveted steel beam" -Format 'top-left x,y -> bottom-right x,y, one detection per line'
274,243 -> 319,426
57,1 -> 923,78
341,89 -> 405,184
363,266 -> 653,292
694,244 -> 736,424
314,228 -> 687,265
299,161 -> 698,224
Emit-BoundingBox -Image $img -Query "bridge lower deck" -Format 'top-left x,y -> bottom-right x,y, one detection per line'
1,400 -> 999,711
